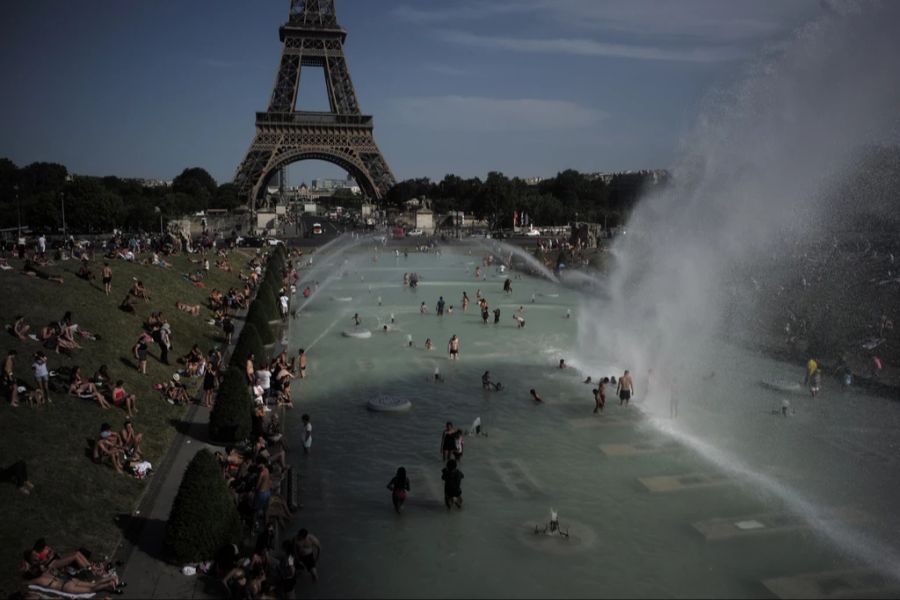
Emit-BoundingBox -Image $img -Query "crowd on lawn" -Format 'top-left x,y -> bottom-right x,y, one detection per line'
2,229 -> 315,598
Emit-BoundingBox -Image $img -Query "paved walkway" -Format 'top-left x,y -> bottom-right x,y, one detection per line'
117,310 -> 292,598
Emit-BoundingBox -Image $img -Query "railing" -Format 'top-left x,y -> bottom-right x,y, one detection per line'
256,111 -> 372,127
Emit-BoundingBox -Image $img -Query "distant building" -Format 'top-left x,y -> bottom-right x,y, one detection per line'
523,176 -> 544,186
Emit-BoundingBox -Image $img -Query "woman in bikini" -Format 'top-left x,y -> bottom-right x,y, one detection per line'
111,380 -> 137,417
22,565 -> 123,595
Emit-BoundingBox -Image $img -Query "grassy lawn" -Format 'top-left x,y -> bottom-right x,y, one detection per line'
0,248 -> 255,596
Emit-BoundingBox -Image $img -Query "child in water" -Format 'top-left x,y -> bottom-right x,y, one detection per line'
386,467 -> 410,513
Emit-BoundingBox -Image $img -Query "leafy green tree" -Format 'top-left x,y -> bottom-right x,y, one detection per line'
63,176 -> 124,233
172,167 -> 217,210
214,183 -> 243,210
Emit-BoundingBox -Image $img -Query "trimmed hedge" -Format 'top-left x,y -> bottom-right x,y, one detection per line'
229,322 -> 265,369
246,299 -> 276,345
164,449 -> 242,563
256,284 -> 279,322
209,367 -> 253,443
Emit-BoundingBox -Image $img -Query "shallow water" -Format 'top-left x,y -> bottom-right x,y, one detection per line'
282,248 -> 900,598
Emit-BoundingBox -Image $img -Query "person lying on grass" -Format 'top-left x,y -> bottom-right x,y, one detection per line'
176,300 -> 201,316
21,259 -> 63,284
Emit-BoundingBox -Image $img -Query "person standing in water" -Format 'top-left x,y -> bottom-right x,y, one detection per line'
436,296 -> 445,316
441,422 -> 457,462
493,307 -> 501,324
352,313 -> 361,326
386,467 -> 410,513
301,414 -> 312,455
448,335 -> 460,360
617,370 -> 634,405
462,291 -> 469,312
593,385 -> 605,414
503,278 -> 512,294
530,388 -> 543,403
441,459 -> 464,510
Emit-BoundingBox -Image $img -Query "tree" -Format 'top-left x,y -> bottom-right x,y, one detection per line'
172,167 -> 217,210
164,449 -> 242,563
476,171 -> 515,231
209,368 -> 253,443
63,176 -> 124,233
213,183 -> 243,211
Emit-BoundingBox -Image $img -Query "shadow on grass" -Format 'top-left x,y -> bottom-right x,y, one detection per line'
119,357 -> 138,371
114,513 -> 169,562
168,418 -> 210,444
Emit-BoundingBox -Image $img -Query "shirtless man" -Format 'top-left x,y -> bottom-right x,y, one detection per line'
295,348 -> 308,379
530,388 -> 543,403
593,386 -> 605,414
617,370 -> 635,406
294,529 -> 321,582
101,263 -> 112,295
448,335 -> 460,360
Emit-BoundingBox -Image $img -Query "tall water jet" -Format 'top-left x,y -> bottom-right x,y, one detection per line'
474,239 -> 559,283
575,1 -> 900,577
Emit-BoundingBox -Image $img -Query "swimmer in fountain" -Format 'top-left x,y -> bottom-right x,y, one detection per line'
530,388 -> 543,403
503,278 -> 512,294
482,370 -> 502,391
434,366 -> 444,383
448,335 -> 460,360
466,416 -> 486,436
617,370 -> 634,406
407,334 -> 414,348
420,302 -> 427,315
353,313 -> 361,326
514,314 -> 525,328
425,338 -> 433,350
559,359 -> 566,369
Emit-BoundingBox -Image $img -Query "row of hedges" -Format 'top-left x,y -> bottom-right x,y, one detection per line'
164,449 -> 242,563
165,247 -> 291,563
209,367 -> 253,443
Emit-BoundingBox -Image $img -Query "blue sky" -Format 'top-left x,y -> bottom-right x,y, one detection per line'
0,1 -> 818,185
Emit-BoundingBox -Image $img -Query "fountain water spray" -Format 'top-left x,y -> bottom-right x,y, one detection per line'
574,2 -> 900,578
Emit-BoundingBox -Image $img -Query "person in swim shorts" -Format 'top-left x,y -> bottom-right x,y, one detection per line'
617,370 -> 634,405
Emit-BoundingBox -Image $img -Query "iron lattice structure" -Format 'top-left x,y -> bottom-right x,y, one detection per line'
234,0 -> 395,206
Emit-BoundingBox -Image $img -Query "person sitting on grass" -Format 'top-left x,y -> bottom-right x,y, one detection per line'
69,366 -> 110,408
1,460 -> 34,494
176,301 -> 201,316
11,315 -> 31,341
119,294 -> 136,314
183,344 -> 206,377
76,259 -> 95,281
92,364 -> 111,390
165,373 -> 191,405
111,380 -> 137,417
55,324 -> 81,353
93,423 -> 124,473
131,279 -> 151,301
119,418 -> 143,459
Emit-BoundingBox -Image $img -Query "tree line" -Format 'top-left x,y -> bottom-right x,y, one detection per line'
0,158 -> 241,234
0,156 -> 672,235
384,169 -> 670,230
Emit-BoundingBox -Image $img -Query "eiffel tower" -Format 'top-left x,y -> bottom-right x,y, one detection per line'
234,0 -> 395,207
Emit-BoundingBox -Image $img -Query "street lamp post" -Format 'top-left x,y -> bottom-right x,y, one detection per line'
60,191 -> 67,240
14,185 -> 21,239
